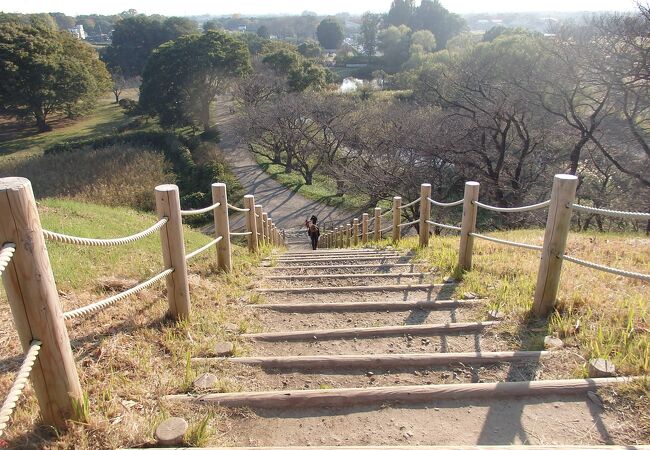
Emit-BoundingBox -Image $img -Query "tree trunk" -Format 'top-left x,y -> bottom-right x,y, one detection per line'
285,151 -> 293,174
113,89 -> 121,103
568,136 -> 588,175
201,99 -> 211,132
34,110 -> 52,132
304,171 -> 313,185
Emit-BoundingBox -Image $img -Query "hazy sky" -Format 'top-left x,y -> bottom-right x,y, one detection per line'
5,0 -> 638,16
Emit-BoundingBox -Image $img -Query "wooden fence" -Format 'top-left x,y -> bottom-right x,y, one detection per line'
0,177 -> 284,435
320,174 -> 649,315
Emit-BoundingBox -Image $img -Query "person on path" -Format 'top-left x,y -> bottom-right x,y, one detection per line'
306,215 -> 320,250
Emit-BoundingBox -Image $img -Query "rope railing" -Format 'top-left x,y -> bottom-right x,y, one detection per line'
398,197 -> 421,209
63,268 -> 173,320
473,199 -> 551,213
561,254 -> 650,282
427,197 -> 464,208
426,220 -> 461,232
180,202 -> 220,216
0,340 -> 41,439
231,231 -> 253,236
227,203 -> 250,213
470,232 -> 543,251
185,236 -> 223,261
0,243 -> 16,278
571,204 -> 650,221
42,218 -> 168,247
398,219 -> 419,228
380,209 -> 393,217
379,224 -> 394,233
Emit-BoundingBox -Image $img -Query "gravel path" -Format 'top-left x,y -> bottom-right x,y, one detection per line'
215,99 -> 357,246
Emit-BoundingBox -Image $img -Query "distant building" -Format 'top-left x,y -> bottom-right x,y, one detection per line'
68,24 -> 86,40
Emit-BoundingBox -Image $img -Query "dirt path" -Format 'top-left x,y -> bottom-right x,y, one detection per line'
215,99 -> 356,236
178,248 -> 641,448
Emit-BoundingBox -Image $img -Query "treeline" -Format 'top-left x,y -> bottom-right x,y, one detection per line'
236,7 -> 650,232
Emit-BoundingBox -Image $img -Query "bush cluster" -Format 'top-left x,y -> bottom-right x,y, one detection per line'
45,130 -> 243,215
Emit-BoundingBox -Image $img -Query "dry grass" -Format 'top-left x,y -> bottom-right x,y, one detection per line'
0,145 -> 175,211
0,200 -> 274,449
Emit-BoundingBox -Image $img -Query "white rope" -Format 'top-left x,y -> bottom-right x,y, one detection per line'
561,254 -> 650,282
63,268 -> 173,320
426,220 -> 462,232
398,219 -> 419,228
380,224 -> 393,233
427,197 -> 464,207
185,236 -> 222,261
227,204 -> 250,213
0,244 -> 16,278
231,231 -> 253,236
399,197 -> 421,209
0,340 -> 41,438
470,233 -> 543,251
571,204 -> 650,221
180,202 -> 220,216
43,218 -> 168,247
380,209 -> 392,217
473,199 -> 551,213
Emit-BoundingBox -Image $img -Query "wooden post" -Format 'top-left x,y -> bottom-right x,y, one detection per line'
262,212 -> 269,245
212,183 -> 232,273
156,184 -> 191,320
244,195 -> 259,253
532,174 -> 578,317
337,226 -> 343,248
353,218 -> 359,246
374,207 -> 381,241
255,205 -> 265,246
362,213 -> 369,244
0,177 -> 83,429
419,184 -> 432,248
457,181 -> 480,271
392,196 -> 402,242
267,219 -> 273,246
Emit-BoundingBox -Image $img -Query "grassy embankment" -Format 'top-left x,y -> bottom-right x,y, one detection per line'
0,95 -> 268,448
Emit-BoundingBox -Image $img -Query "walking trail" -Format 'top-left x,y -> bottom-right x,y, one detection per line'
215,100 -> 355,235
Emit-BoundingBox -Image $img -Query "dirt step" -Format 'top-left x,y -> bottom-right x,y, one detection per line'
242,321 -> 497,342
163,377 -> 629,409
250,309 -> 482,332
250,299 -> 481,313
274,252 -> 403,260
124,446 -> 650,450
194,350 -> 550,370
263,287 -> 460,304
190,359 -> 577,393
256,283 -> 452,294
245,332 -> 502,357
260,276 -> 439,289
276,256 -> 412,265
266,263 -> 422,273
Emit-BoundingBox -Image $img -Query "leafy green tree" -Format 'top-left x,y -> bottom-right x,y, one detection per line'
386,0 -> 415,27
288,60 -> 329,92
203,19 -> 221,31
379,25 -> 412,68
0,22 -> 110,131
298,40 -> 322,58
262,49 -> 302,74
412,0 -> 466,50
483,25 -> 508,42
140,30 -> 251,131
104,15 -> 198,77
316,17 -> 344,49
256,25 -> 270,39
411,29 -> 436,52
359,12 -> 381,56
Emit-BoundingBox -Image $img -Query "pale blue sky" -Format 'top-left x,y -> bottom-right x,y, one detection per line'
5,0 -> 639,16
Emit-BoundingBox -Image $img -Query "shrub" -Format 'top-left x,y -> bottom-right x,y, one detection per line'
118,98 -> 142,116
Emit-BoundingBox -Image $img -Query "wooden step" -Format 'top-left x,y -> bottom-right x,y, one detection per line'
193,350 -> 549,370
125,446 -> 650,450
256,283 -> 451,294
162,377 -> 631,409
250,299 -> 480,313
242,321 -> 496,341
264,272 -> 431,280
278,251 -> 401,257
277,256 -> 407,264
268,263 -> 419,271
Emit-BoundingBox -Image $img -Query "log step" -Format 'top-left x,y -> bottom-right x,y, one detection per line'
276,251 -> 402,258
124,446 -> 650,450
277,256 -> 407,264
250,299 -> 481,313
256,283 -> 451,294
268,263 -> 419,271
241,321 -> 496,342
162,377 -> 631,409
264,272 -> 432,280
193,350 -> 549,370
